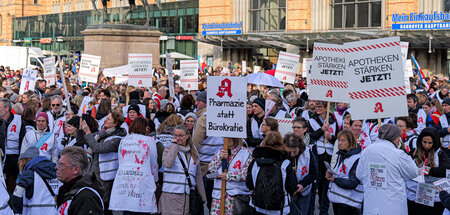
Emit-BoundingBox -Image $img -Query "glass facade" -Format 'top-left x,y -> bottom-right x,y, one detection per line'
12,0 -> 198,58
331,0 -> 381,29
249,0 -> 286,32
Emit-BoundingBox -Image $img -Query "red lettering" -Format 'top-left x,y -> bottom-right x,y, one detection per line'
187,84 -> 191,88
10,125 -> 16,132
283,76 -> 286,81
138,80 -> 142,85
418,117 -> 424,124
40,143 -> 48,151
216,78 -> 233,98
340,164 -> 347,174
325,90 -> 333,98
24,81 -> 30,91
328,127 -> 334,134
59,202 -> 68,215
301,166 -> 308,176
233,160 -> 242,170
374,102 -> 384,113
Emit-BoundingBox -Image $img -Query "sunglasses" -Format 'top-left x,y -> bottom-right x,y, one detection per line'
52,104 -> 61,107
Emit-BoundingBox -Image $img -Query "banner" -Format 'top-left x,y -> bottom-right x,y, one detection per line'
43,57 -> 56,86
302,58 -> 312,78
180,60 -> 198,91
275,118 -> 293,137
128,54 -> 152,87
345,37 -> 408,120
103,64 -> 131,77
79,54 -> 101,83
309,43 -> 348,103
274,51 -> 300,84
206,76 -> 247,138
19,69 -> 38,95
166,53 -> 175,98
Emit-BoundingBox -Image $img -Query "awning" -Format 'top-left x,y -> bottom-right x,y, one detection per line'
160,52 -> 194,59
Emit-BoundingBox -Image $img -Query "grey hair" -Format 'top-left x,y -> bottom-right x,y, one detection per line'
60,146 -> 89,176
0,98 -> 12,111
6,78 -> 14,85
286,94 -> 297,103
51,95 -> 63,103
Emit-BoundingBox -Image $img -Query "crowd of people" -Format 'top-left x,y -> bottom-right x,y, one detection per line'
0,63 -> 448,215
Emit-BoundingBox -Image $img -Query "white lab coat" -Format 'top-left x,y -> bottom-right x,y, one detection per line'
356,139 -> 418,215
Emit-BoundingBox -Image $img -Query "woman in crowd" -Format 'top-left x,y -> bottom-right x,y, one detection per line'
397,115 -> 418,153
79,110 -> 126,214
157,114 -> 183,148
61,116 -> 80,148
160,124 -> 206,215
427,99 -> 444,128
178,94 -> 195,118
94,98 -> 111,129
21,106 -> 36,133
184,112 -> 196,135
21,112 -> 58,163
261,117 -> 279,136
246,131 -> 297,215
143,97 -> 157,120
326,130 -> 363,215
406,127 -> 450,215
154,102 -> 176,129
122,104 -> 143,132
356,124 -> 419,215
208,138 -> 252,215
285,132 -> 317,215
110,117 -> 159,215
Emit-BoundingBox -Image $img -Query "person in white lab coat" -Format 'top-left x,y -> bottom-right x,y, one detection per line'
356,124 -> 419,215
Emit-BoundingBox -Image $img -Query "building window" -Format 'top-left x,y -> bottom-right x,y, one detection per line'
446,0 -> 450,12
331,0 -> 381,29
249,0 -> 286,31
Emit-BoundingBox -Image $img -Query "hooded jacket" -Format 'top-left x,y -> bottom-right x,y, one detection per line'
19,156 -> 56,199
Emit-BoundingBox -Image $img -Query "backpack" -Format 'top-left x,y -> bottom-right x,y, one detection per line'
252,160 -> 285,211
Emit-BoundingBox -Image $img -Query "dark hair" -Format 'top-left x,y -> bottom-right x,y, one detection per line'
129,117 -> 148,135
99,89 -> 111,98
407,94 -> 418,103
264,118 -> 278,131
397,116 -> 415,129
98,98 -> 112,116
337,129 -> 358,150
284,132 -> 305,154
110,110 -> 125,129
22,106 -> 37,122
261,131 -> 288,152
292,117 -> 308,129
180,94 -> 195,109
82,114 -> 99,132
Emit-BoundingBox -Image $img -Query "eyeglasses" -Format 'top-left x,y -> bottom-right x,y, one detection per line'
174,134 -> 186,138
292,126 -> 304,129
56,163 -> 75,169
51,104 -> 61,107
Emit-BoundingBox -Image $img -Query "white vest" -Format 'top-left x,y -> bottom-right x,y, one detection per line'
6,114 -> 21,155
440,114 -> 450,148
251,117 -> 263,139
22,172 -> 61,215
309,117 -> 336,155
122,104 -> 146,118
406,149 -> 441,202
198,113 -> 224,162
96,116 -> 107,130
296,149 -> 312,196
0,176 -> 13,214
328,153 -> 364,209
162,151 -> 198,194
57,187 -> 103,215
404,134 -> 418,154
46,111 -> 65,151
98,135 -> 124,181
250,159 -> 291,215
301,110 -> 311,121
66,138 -> 77,147
212,147 -> 251,199
109,134 -> 158,213
274,109 -> 288,118
333,109 -> 350,130
24,130 -> 56,161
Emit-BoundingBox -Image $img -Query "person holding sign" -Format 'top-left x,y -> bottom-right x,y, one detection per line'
326,130 -> 363,215
208,138 -> 252,215
406,127 -> 450,215
356,124 -> 418,215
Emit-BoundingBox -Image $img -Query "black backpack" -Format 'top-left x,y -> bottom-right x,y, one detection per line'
251,160 -> 285,211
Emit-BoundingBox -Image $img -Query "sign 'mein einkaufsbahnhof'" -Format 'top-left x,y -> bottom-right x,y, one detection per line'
202,22 -> 242,36
392,11 -> 450,30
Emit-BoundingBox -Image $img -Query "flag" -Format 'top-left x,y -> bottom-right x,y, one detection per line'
410,54 -> 429,90
197,54 -> 207,74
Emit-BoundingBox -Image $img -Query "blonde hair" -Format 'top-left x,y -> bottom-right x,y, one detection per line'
261,131 -> 288,152
157,114 -> 183,134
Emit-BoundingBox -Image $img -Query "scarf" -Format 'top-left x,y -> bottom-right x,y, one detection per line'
336,107 -> 348,115
179,145 -> 190,153
125,113 -> 144,126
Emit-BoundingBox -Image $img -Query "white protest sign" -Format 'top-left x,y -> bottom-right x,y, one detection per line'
79,54 -> 101,83
274,51 -> 300,84
254,66 -> 260,73
405,60 -> 414,77
433,178 -> 450,192
78,96 -> 93,115
400,42 -> 409,66
309,43 -> 348,103
369,163 -> 387,189
275,118 -> 293,137
115,74 -> 128,84
180,60 -> 198,91
264,100 -> 276,118
415,182 -> 435,207
166,54 -> 175,98
345,37 -> 408,120
128,54 -> 152,87
302,58 -> 312,78
43,57 -> 56,86
19,69 -> 38,95
400,42 -> 411,94
207,76 -> 247,138
242,61 -> 246,73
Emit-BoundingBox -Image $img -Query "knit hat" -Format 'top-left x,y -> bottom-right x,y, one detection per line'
443,97 -> 450,106
160,99 -> 170,110
19,146 -> 40,160
67,115 -> 80,129
185,112 -> 197,122
12,103 -> 23,115
128,104 -> 141,115
378,124 -> 401,143
253,97 -> 265,110
196,91 -> 207,103
9,93 -> 18,103
35,112 -> 49,122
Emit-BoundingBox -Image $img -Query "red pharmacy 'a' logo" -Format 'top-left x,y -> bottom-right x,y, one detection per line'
216,78 -> 233,98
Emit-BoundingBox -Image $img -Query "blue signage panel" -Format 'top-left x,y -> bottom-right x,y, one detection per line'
392,22 -> 450,30
202,30 -> 242,36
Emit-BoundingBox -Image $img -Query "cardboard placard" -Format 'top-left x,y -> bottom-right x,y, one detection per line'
302,58 -> 312,78
345,37 -> 408,120
309,43 -> 348,103
415,182 -> 435,207
206,76 -> 247,138
43,57 -> 56,86
274,118 -> 293,138
79,54 -> 101,83
274,51 -> 300,84
180,60 -> 198,91
19,69 -> 38,95
128,54 -> 152,87
433,178 -> 450,192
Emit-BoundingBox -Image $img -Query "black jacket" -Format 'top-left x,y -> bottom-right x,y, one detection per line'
246,147 -> 297,196
246,115 -> 264,148
0,112 -> 26,155
56,173 -> 103,215
439,190 -> 450,210
309,112 -> 338,144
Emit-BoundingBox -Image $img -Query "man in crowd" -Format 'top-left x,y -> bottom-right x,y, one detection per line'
246,97 -> 265,148
47,95 -> 66,149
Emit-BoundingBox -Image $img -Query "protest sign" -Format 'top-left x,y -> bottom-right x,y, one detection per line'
275,118 -> 293,137
166,54 -> 175,98
302,58 -> 312,78
242,61 -> 246,73
405,60 -> 414,77
115,74 -> 128,85
207,76 -> 247,138
433,178 -> 450,192
401,42 -> 409,66
128,54 -> 152,87
19,69 -> 38,95
264,100 -> 276,118
274,51 -> 300,84
309,43 -> 348,103
78,96 -> 93,115
415,182 -> 435,207
345,37 -> 408,120
43,57 -> 56,86
180,60 -> 198,91
400,42 -> 411,94
79,54 -> 101,83
369,163 -> 387,189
